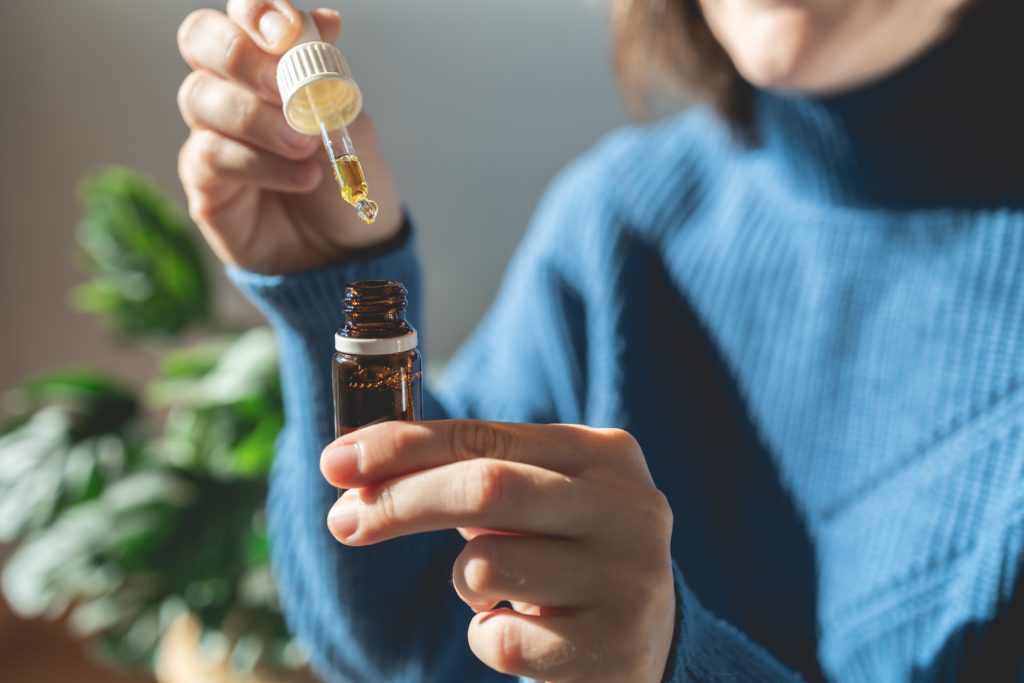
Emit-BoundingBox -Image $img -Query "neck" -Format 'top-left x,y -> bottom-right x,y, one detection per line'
753,1 -> 1024,209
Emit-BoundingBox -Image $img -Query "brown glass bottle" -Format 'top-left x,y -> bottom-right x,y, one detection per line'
332,281 -> 422,447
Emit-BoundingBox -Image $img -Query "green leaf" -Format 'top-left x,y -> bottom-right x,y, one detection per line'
0,370 -> 141,542
160,337 -> 235,379
146,330 -> 283,479
149,329 -> 279,409
73,167 -> 210,337
232,413 -> 282,478
1,502 -> 116,618
0,409 -> 70,542
13,370 -> 138,440
17,370 -> 135,407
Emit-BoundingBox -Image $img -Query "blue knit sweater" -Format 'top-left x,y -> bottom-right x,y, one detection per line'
229,13 -> 1024,683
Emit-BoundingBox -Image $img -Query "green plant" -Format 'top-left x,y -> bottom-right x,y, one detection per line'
0,168 -> 303,676
73,167 -> 210,336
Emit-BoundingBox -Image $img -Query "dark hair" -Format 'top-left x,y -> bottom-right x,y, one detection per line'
611,0 -> 994,128
612,0 -> 752,126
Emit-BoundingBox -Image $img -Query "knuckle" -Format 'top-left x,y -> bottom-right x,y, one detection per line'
177,140 -> 191,179
203,78 -> 235,117
462,539 -> 501,594
598,427 -> 642,458
463,554 -> 497,595
654,489 -> 674,530
220,28 -> 247,75
465,460 -> 509,515
188,201 -> 216,229
181,182 -> 216,227
490,618 -> 524,673
378,421 -> 416,466
179,134 -> 204,179
454,420 -> 505,460
190,129 -> 224,168
371,484 -> 401,530
226,0 -> 264,23
179,181 -> 216,227
641,489 -> 674,545
620,560 -> 669,609
593,427 -> 653,480
234,91 -> 261,136
176,71 -> 205,124
180,132 -> 233,197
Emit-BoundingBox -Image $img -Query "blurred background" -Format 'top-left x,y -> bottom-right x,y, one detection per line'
0,0 -> 639,681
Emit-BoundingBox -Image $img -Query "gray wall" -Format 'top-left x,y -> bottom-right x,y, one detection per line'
0,0 -> 626,393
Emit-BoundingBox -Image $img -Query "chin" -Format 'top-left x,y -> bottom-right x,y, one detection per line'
702,0 -> 823,92
701,0 -> 964,96
731,48 -> 810,91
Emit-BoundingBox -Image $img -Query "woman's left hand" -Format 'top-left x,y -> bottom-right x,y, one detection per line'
320,420 -> 676,683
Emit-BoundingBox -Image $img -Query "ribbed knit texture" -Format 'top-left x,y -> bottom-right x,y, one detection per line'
229,7 -> 1024,682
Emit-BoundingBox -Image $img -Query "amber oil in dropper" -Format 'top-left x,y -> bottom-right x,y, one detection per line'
331,155 -> 371,210
304,80 -> 380,224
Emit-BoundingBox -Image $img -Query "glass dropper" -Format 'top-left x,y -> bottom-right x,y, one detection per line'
304,81 -> 379,225
276,12 -> 379,225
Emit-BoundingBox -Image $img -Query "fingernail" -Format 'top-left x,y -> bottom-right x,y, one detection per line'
258,10 -> 291,48
328,496 -> 359,541
321,441 -> 361,480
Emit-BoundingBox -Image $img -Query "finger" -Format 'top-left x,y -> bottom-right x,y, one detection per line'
226,0 -> 303,54
453,535 -> 596,611
177,8 -> 280,102
327,460 -> 600,545
310,8 -> 343,45
468,608 -> 600,682
179,129 -> 321,195
227,4 -> 342,50
178,70 -> 317,160
321,420 -> 645,488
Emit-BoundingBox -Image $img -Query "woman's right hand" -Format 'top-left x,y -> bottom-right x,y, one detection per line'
177,0 -> 402,274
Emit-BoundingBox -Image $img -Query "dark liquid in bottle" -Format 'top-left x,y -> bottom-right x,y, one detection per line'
332,350 -> 422,438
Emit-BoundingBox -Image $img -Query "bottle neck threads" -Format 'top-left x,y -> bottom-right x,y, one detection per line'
336,281 -> 416,354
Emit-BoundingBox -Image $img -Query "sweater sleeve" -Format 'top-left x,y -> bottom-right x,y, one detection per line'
663,563 -> 805,682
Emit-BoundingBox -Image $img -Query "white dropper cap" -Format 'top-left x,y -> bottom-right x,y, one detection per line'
275,12 -> 363,135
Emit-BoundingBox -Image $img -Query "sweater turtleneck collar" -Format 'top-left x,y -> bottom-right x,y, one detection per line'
753,1 -> 1024,210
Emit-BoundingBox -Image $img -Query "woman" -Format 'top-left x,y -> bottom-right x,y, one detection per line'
175,0 -> 1024,681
